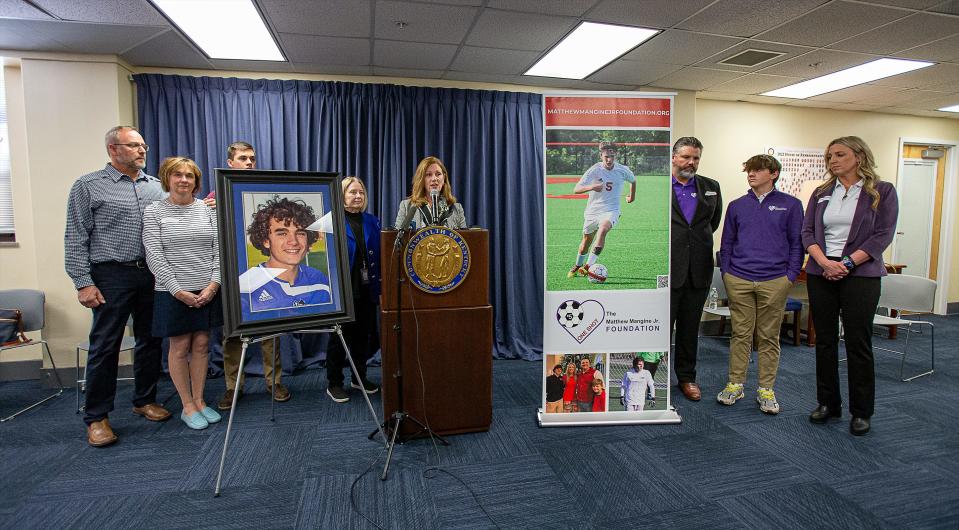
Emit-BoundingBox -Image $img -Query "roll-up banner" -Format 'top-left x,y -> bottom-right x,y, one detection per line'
538,92 -> 681,426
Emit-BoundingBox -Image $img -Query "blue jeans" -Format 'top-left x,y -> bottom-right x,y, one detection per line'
83,262 -> 162,425
577,400 -> 593,413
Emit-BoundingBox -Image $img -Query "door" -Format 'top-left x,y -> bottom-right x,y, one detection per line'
893,159 -> 937,277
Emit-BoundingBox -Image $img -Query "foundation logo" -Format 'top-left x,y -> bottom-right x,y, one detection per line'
555,299 -> 605,344
405,227 -> 470,293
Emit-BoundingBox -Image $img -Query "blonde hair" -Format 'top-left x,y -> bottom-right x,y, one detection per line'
158,157 -> 201,194
409,156 -> 456,207
341,176 -> 368,211
817,136 -> 882,210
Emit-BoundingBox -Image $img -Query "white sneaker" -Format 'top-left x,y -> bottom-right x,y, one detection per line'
716,382 -> 744,405
757,387 -> 780,414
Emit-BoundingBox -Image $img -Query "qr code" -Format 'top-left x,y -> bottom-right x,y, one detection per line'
657,275 -> 669,289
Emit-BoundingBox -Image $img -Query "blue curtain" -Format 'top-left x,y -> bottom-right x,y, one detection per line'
135,74 -> 544,362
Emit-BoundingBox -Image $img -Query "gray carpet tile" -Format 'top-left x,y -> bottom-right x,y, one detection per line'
722,482 -> 885,529
595,501 -> 745,529
0,314 -> 956,527
832,467 -> 959,528
6,492 -> 162,530
641,429 -> 816,501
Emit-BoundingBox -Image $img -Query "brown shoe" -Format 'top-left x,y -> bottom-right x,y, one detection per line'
87,418 -> 118,447
679,382 -> 702,401
267,382 -> 292,402
132,403 -> 172,422
217,388 -> 242,410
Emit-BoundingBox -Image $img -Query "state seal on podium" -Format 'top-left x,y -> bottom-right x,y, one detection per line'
404,227 -> 471,293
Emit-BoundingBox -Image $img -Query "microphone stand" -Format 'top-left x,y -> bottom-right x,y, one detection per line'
372,222 -> 449,481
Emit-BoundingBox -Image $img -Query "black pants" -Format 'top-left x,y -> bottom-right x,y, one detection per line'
671,277 -> 709,384
326,293 -> 379,387
806,274 -> 881,418
84,263 -> 162,425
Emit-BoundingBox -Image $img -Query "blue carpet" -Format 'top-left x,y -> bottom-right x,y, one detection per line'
0,314 -> 956,528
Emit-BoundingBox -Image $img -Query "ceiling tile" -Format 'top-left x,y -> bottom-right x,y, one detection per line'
587,0 -> 715,28
487,0 -> 595,17
808,83 -> 908,103
757,49 -> 877,77
709,73 -> 803,94
894,92 -> 959,110
679,0 -> 829,38
450,47 -> 540,75
418,0 -> 483,5
930,0 -> 959,15
465,9 -> 576,50
519,76 -> 584,89
648,67 -> 744,91
697,40 -> 813,72
698,91 -> 748,101
0,19 -> 70,51
853,88 -> 953,106
32,0 -> 168,25
373,40 -> 458,69
897,34 -> 959,62
1,19 -> 168,54
280,34 -> 370,65
588,60 -> 683,86
570,80 -> 638,91
443,71 -> 525,86
375,1 -> 478,44
739,94 -> 792,104
121,29 -> 212,69
621,30 -> 742,66
208,59 -> 294,73
0,1 -> 53,19
868,62 -> 959,89
756,1 -> 907,47
260,0 -> 369,37
293,64 -> 373,76
828,13 -> 959,54
868,0 -> 944,8
372,67 -> 444,79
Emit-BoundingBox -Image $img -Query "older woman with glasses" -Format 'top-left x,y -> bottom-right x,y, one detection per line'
801,136 -> 898,436
325,177 -> 383,403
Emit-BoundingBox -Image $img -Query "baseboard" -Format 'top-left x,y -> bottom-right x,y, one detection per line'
0,363 -> 135,388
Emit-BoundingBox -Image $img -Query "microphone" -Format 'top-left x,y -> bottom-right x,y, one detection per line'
430,189 -> 439,224
394,202 -> 418,251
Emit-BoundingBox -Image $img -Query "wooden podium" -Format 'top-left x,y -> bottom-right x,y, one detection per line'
380,228 -> 493,437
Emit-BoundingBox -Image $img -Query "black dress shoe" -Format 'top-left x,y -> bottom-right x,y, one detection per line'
809,405 -> 841,424
850,417 -> 871,436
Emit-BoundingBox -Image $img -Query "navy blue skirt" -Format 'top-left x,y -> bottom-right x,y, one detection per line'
152,290 -> 224,337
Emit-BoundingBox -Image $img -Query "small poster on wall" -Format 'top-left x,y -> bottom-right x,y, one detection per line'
767,146 -> 827,205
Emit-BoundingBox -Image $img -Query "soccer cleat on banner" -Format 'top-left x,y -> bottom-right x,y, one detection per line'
717,382 -> 744,405
567,265 -> 582,279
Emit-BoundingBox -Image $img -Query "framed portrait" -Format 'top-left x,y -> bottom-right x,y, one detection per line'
215,169 -> 355,338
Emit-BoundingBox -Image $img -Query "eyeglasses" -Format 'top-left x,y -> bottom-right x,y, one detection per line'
112,143 -> 150,151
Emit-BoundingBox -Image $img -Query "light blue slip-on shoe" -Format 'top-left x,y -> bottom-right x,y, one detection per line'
199,406 -> 221,424
181,411 -> 209,430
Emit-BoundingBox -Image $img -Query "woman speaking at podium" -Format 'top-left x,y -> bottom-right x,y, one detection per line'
394,156 -> 467,230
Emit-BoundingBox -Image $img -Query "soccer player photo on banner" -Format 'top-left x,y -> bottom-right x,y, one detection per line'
539,93 -> 679,426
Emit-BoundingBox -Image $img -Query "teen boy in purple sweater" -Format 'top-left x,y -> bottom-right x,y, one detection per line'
717,154 -> 803,414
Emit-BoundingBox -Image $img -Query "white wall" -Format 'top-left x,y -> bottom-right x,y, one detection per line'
2,56 -> 134,366
696,99 -> 959,305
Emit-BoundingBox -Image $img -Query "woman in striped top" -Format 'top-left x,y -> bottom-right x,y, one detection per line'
143,157 -> 223,430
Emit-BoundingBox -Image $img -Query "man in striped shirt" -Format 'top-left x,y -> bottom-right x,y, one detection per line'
65,126 -> 172,447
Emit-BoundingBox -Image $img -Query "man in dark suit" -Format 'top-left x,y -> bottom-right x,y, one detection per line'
669,137 -> 722,401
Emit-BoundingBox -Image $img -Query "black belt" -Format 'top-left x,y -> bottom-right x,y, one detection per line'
98,260 -> 148,269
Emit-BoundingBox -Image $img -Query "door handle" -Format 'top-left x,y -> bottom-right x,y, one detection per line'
896,231 -> 904,235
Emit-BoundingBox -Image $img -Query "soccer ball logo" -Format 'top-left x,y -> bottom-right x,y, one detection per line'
556,300 -> 584,329
588,263 -> 608,284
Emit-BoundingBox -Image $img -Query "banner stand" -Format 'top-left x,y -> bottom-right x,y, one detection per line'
537,407 -> 681,427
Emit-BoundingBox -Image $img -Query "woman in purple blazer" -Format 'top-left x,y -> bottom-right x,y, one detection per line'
801,136 -> 898,436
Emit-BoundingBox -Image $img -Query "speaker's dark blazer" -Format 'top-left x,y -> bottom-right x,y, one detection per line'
671,174 -> 723,289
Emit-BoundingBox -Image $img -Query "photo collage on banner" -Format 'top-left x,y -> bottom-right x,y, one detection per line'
539,93 -> 680,426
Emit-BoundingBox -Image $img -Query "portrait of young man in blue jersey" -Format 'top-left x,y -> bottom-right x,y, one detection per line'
240,196 -> 332,317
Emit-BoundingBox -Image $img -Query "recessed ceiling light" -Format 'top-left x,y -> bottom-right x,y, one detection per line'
938,104 -> 959,113
761,58 -> 934,99
524,22 -> 658,80
151,0 -> 284,61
